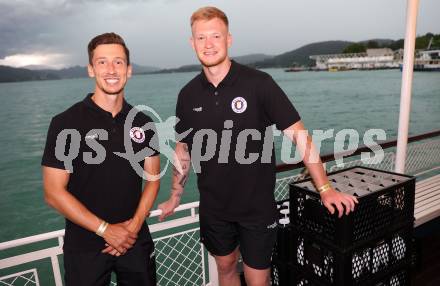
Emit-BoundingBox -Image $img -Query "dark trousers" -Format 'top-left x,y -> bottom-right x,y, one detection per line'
64,236 -> 156,286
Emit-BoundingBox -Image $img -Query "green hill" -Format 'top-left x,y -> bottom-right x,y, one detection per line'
251,41 -> 353,68
342,33 -> 440,54
0,66 -> 60,82
151,53 -> 273,74
0,64 -> 159,83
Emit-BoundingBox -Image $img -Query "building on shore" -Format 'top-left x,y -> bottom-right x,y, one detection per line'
310,48 -> 402,71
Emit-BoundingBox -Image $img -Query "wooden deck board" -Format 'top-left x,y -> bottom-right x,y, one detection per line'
414,174 -> 440,227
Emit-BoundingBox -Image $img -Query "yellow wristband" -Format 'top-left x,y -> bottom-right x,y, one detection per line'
317,183 -> 332,194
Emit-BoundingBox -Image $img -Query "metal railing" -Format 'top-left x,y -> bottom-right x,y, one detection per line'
0,203 -> 216,286
274,129 -> 440,201
1,130 -> 439,286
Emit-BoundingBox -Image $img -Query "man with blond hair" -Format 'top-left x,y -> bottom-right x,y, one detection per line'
159,7 -> 358,286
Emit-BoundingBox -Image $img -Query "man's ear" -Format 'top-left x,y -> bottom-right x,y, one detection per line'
190,36 -> 195,51
87,64 -> 95,78
127,64 -> 133,78
227,33 -> 232,48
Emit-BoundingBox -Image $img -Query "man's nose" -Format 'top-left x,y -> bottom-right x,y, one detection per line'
107,62 -> 116,73
205,37 -> 213,48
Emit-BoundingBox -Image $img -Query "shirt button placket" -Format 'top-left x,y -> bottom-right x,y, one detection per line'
214,90 -> 219,106
111,119 -> 117,134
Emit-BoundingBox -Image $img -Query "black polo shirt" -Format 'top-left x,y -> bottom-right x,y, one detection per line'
175,60 -> 301,222
42,94 -> 159,251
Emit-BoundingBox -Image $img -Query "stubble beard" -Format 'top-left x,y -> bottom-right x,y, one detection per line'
97,80 -> 125,96
198,53 -> 227,68
102,87 -> 124,95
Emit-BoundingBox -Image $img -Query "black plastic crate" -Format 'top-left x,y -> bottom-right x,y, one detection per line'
271,261 -> 411,286
271,263 -> 411,286
375,266 -> 411,286
289,166 -> 415,250
290,226 -> 413,286
271,260 -> 292,286
272,260 -> 319,286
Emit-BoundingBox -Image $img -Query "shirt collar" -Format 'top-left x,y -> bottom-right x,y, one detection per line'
83,93 -> 131,118
199,60 -> 240,88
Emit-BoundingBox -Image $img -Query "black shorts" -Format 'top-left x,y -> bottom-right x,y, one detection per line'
199,213 -> 278,270
64,235 -> 156,286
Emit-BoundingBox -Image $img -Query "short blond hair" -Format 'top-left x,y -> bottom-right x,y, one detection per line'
190,6 -> 229,28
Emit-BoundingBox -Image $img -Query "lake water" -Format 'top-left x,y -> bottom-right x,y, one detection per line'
0,69 -> 439,243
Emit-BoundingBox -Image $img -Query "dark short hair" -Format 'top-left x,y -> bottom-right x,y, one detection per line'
87,32 -> 130,65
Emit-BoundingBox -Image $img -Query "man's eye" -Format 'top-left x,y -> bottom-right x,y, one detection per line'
97,60 -> 106,65
197,36 -> 205,40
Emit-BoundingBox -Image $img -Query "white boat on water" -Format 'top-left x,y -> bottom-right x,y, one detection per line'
399,49 -> 440,71
413,49 -> 440,71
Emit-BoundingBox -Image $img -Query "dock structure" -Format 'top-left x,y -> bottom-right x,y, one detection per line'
310,48 -> 402,71
414,49 -> 440,71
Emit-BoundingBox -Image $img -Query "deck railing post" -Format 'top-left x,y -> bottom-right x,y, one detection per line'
51,255 -> 63,286
395,0 -> 420,173
207,252 -> 219,286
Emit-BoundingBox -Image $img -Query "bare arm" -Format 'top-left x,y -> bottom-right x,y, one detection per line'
129,155 -> 161,233
43,166 -> 102,232
103,155 -> 160,255
158,142 -> 191,221
283,121 -> 358,217
42,166 -> 137,253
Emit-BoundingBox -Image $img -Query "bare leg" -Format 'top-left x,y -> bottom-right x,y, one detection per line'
214,247 -> 241,286
243,262 -> 270,286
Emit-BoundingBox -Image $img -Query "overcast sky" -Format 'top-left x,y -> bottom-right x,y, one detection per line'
0,0 -> 438,69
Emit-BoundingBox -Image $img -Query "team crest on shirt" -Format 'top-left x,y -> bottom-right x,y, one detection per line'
129,127 -> 145,143
231,97 -> 247,113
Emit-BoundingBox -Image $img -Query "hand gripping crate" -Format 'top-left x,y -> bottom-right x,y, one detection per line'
289,166 -> 415,250
290,225 -> 413,285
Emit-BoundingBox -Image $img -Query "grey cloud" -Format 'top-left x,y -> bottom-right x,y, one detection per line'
0,0 -> 438,68
0,0 -> 151,59
0,1 -> 75,58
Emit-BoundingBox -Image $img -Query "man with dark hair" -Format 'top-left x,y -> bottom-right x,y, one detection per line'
158,6 -> 358,286
87,32 -> 131,65
42,32 -> 159,286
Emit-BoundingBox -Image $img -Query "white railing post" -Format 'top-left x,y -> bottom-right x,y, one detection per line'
51,255 -> 63,286
1,202 -> 203,286
207,252 -> 219,286
395,0 -> 420,173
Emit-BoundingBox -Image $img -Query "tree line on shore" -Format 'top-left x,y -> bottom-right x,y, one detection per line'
343,33 -> 440,54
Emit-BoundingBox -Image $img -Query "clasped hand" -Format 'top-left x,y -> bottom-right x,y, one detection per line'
101,219 -> 138,256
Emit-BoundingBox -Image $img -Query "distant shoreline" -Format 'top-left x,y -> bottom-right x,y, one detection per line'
1,33 -> 438,83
